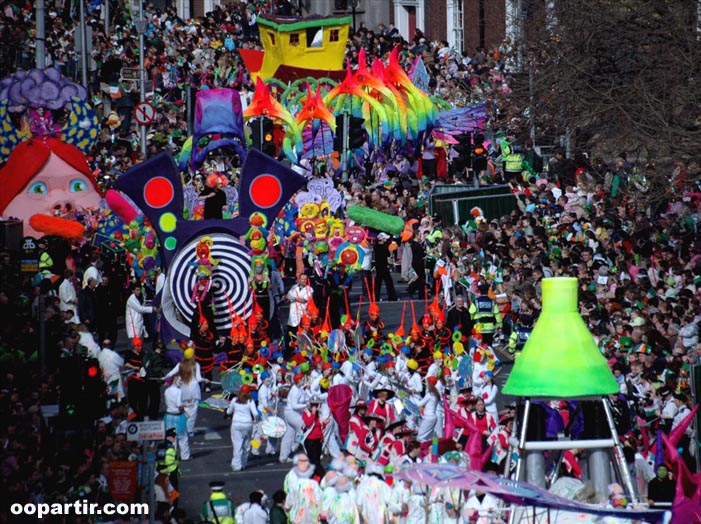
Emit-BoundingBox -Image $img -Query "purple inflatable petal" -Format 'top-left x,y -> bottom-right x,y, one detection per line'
20,78 -> 39,105
45,67 -> 62,82
46,98 -> 63,110
14,70 -> 27,80
76,85 -> 87,100
8,105 -> 26,113
41,80 -> 61,102
28,68 -> 46,85
61,84 -> 79,99
0,77 -> 12,88
25,86 -> 42,106
9,82 -> 26,105
0,87 -> 8,101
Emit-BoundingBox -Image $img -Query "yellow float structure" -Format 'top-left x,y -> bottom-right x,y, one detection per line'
246,14 -> 351,83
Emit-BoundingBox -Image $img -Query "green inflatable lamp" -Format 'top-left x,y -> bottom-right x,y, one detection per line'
503,277 -> 618,398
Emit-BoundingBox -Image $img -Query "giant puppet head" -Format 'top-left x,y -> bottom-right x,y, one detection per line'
0,68 -> 100,239
0,138 -> 101,239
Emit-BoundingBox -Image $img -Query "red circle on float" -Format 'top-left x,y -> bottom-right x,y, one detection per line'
340,249 -> 358,265
144,177 -> 174,208
249,174 -> 282,208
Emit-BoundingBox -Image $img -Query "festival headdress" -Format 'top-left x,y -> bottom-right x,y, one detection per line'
365,276 -> 380,316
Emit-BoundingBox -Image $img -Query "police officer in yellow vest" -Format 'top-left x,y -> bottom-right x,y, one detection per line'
38,238 -> 54,276
469,282 -> 502,345
159,429 -> 180,492
500,136 -> 523,183
201,481 -> 235,524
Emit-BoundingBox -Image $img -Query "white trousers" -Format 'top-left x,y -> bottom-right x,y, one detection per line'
323,416 -> 342,458
280,409 -> 303,461
417,414 -> 438,442
185,405 -> 198,434
230,422 -> 253,471
177,434 -> 190,460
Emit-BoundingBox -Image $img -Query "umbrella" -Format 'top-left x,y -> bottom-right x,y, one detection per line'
395,463 -> 481,491
467,472 -> 666,523
396,465 -> 666,523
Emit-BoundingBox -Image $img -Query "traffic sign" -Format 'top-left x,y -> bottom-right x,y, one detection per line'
134,101 -> 155,126
126,421 -> 165,441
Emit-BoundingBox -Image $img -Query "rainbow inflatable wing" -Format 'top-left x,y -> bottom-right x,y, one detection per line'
244,77 -> 301,162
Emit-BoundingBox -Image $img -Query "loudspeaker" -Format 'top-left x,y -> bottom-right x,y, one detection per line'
0,220 -> 23,252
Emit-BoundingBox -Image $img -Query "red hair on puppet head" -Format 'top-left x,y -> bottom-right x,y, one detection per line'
206,172 -> 227,188
205,173 -> 219,188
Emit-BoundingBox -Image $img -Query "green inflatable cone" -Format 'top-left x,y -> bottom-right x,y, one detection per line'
503,277 -> 618,398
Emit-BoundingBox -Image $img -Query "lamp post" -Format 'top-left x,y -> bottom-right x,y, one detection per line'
36,0 -> 46,68
79,0 -> 88,88
134,0 -> 148,158
350,0 -> 360,33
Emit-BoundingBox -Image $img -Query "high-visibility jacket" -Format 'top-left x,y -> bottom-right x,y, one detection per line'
469,296 -> 502,334
508,323 -> 533,353
159,443 -> 179,475
39,251 -> 54,274
201,492 -> 235,524
501,140 -> 523,173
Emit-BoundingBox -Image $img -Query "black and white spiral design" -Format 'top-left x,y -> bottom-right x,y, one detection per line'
167,233 -> 252,334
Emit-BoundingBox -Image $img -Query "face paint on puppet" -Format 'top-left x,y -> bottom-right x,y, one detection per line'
346,225 -> 366,244
3,151 -> 101,238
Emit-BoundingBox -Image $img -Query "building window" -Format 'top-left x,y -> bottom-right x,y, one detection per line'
269,32 -> 275,45
289,33 -> 299,45
329,29 -> 339,42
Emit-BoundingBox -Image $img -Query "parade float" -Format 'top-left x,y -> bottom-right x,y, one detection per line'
0,68 -> 100,239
